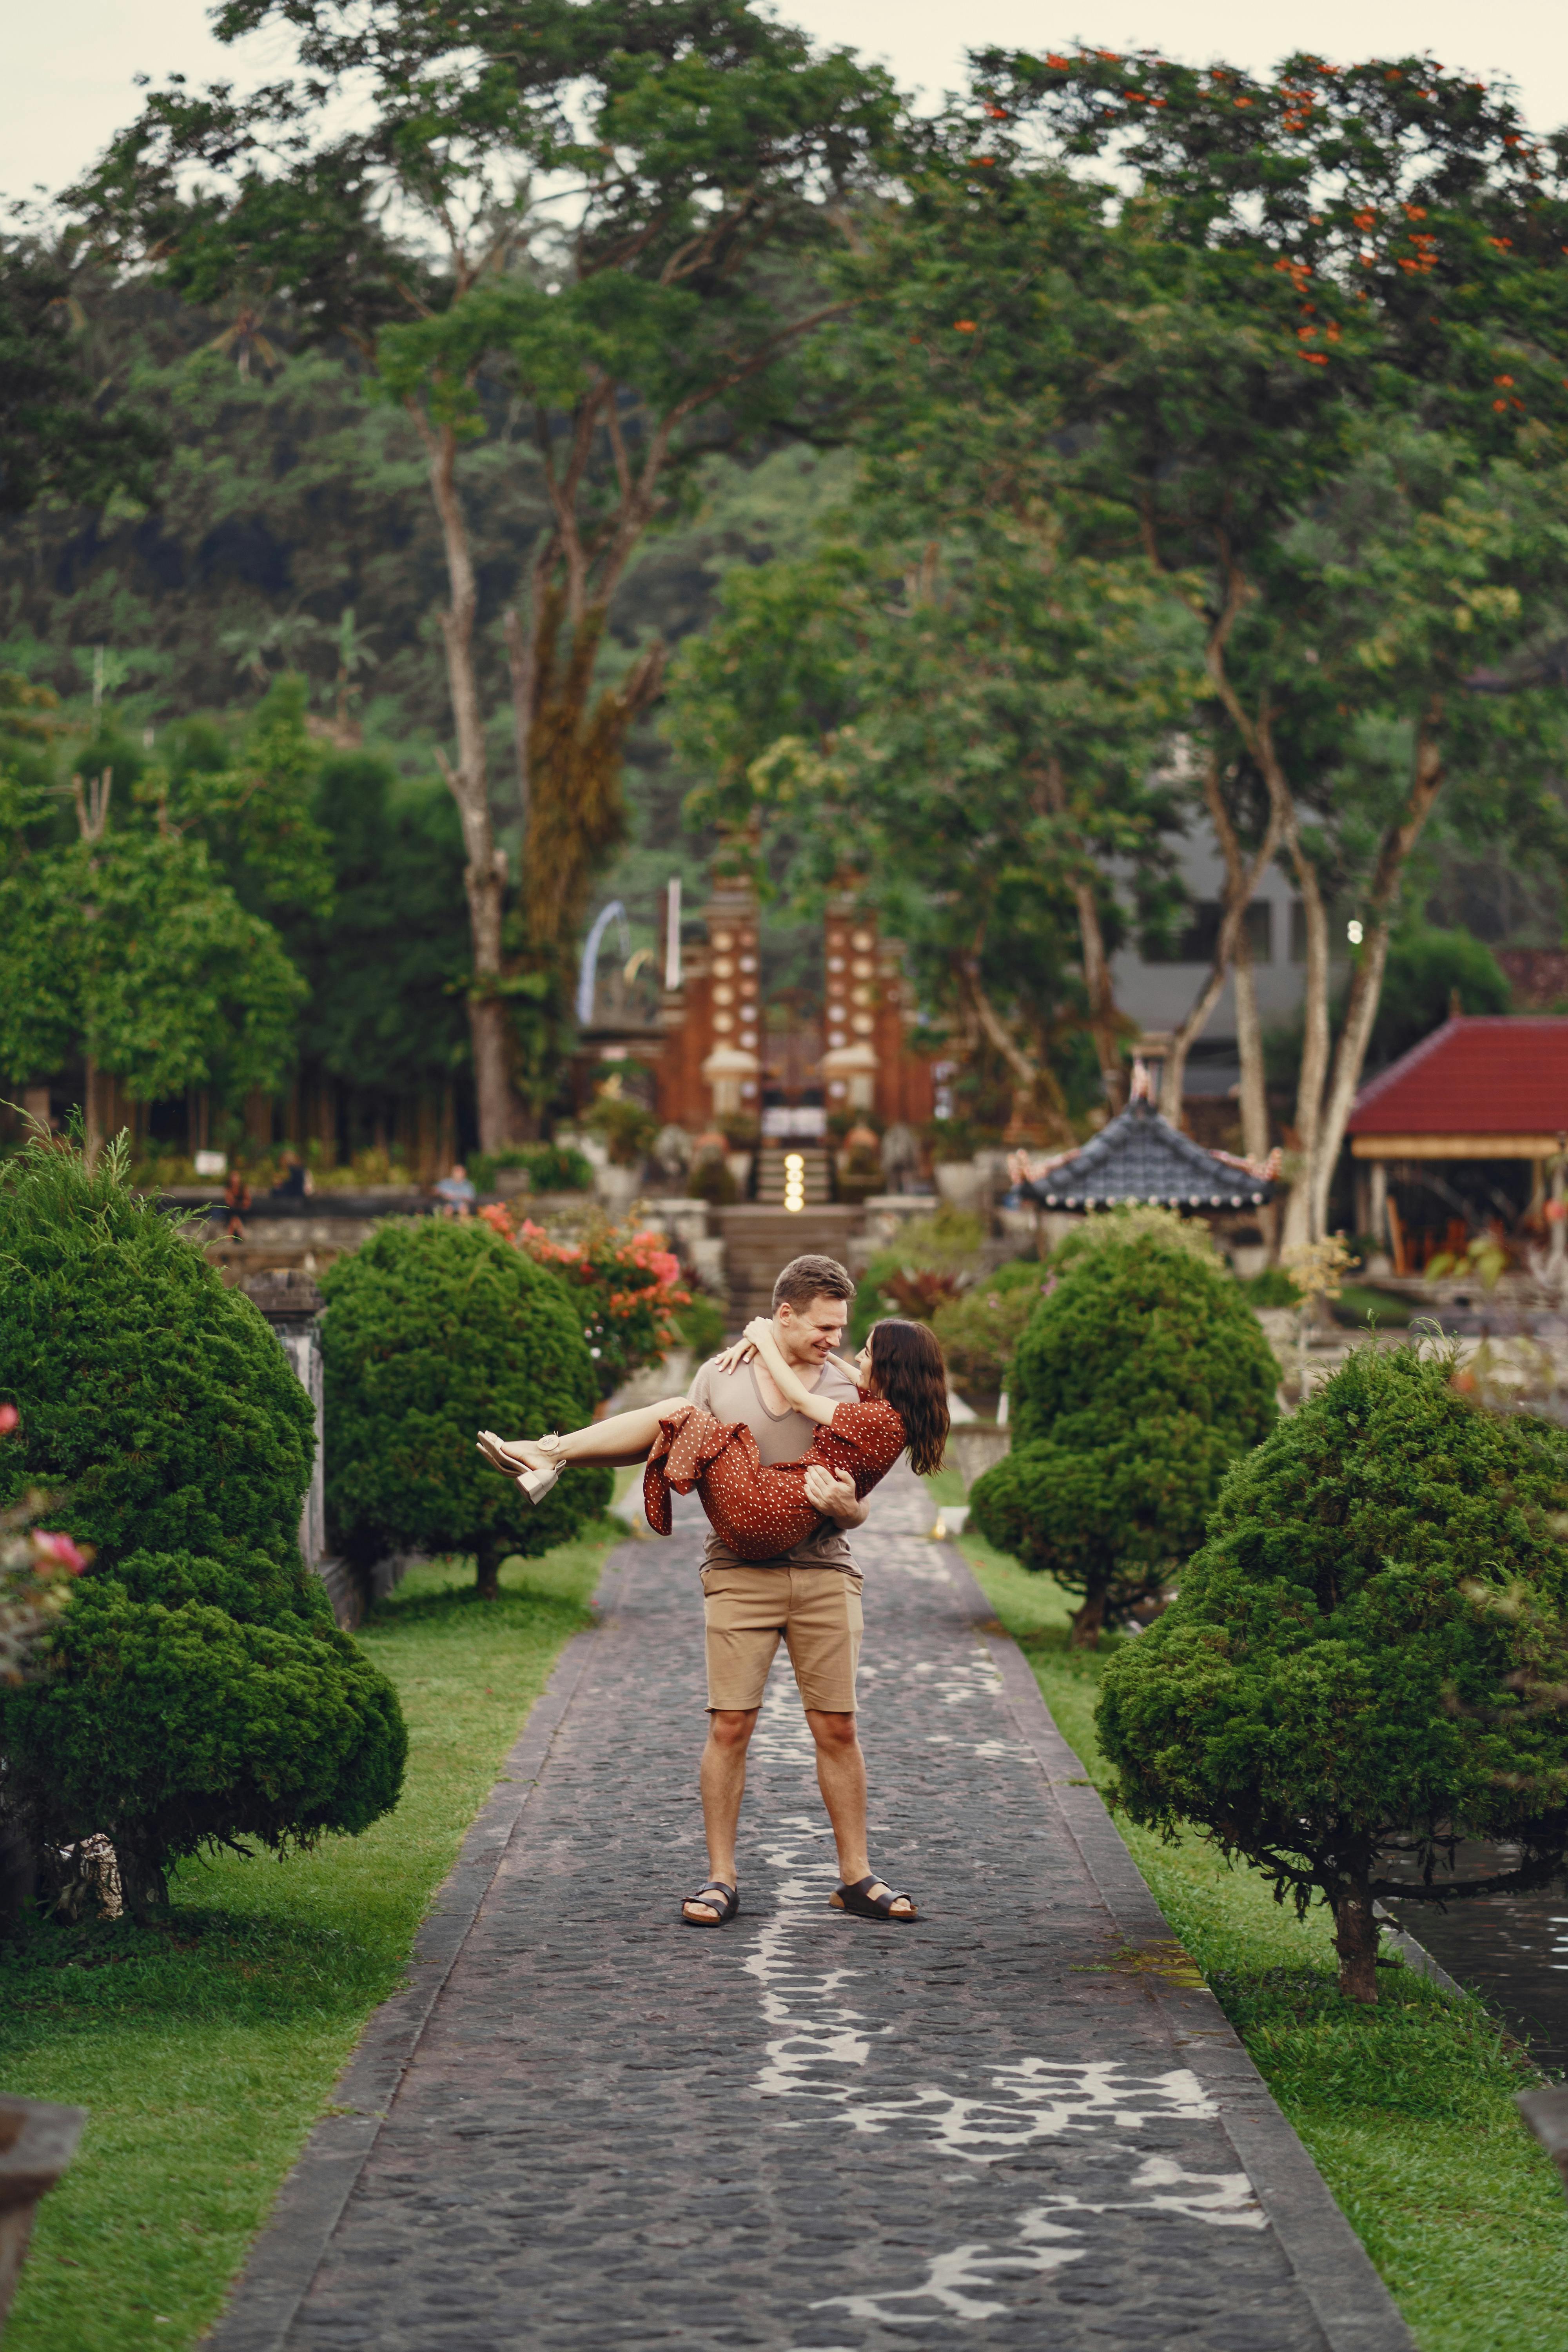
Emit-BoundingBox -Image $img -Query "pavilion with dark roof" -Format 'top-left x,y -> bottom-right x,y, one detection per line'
1346,1015 -> 1568,1269
1010,1093 -> 1275,1215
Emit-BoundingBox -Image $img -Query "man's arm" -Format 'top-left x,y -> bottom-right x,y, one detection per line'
804,1464 -> 869,1528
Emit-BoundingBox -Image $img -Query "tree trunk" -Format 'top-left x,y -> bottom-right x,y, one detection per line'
1163,745 -> 1285,1130
1035,757 -> 1125,1110
474,1541 -> 501,1602
519,592 -> 666,959
1307,723 -> 1446,1239
1280,832 -> 1331,1252
1331,1867 -> 1380,2004
1233,932 -> 1269,1165
416,405 -> 516,1154
82,1058 -> 103,1169
115,1840 -> 169,1926
1069,1586 -> 1107,1649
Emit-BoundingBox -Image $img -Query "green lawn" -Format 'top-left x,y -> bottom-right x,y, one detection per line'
0,1524 -> 616,2352
946,1498 -> 1568,2352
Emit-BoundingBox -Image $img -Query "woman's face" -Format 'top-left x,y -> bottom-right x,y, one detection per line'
855,1335 -> 875,1390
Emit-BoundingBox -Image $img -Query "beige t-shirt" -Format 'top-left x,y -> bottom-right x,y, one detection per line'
686,1354 -> 861,1573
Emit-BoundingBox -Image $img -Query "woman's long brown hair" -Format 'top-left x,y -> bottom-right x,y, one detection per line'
867,1318 -> 949,1476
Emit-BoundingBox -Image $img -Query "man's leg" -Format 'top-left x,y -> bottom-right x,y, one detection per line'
803,1711 -> 915,1918
803,1708 -> 870,1880
687,1568 -> 784,1923
684,1707 -> 759,1923
790,1570 -> 916,1920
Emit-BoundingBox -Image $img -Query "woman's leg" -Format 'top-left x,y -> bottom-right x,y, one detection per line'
479,1398 -> 691,1476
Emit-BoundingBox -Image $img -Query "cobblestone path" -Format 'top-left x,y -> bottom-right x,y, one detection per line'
215,1470 -> 1411,2352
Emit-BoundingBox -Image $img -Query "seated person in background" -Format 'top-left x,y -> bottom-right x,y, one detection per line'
434,1161 -> 477,1216
271,1151 -> 312,1201
222,1165 -> 253,1240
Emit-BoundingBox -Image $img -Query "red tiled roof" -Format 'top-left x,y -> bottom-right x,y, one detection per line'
1346,1016 -> 1568,1135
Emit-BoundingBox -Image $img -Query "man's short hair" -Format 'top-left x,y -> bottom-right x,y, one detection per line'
773,1254 -> 857,1312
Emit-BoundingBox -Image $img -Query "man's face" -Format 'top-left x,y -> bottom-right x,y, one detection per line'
774,1294 -> 847,1368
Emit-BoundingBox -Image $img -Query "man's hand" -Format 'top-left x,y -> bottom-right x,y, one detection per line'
805,1464 -> 866,1527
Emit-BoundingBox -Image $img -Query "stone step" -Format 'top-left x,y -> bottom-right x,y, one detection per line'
714,1206 -> 862,1321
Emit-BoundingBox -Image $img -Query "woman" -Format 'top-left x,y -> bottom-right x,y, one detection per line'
477,1314 -> 948,1560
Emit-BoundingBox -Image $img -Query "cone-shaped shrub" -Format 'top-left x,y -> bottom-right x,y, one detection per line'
969,1211 -> 1278,1642
0,1136 -> 407,1918
1096,1344 -> 1568,2003
321,1218 -> 610,1598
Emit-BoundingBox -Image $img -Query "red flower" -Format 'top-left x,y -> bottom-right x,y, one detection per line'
33,1531 -> 89,1573
954,320 -> 978,332
0,1403 -> 16,1436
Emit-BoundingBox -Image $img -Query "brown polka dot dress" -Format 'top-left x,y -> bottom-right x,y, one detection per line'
642,1396 -> 907,1561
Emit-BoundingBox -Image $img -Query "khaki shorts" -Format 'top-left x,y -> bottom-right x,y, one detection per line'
701,1563 -> 864,1716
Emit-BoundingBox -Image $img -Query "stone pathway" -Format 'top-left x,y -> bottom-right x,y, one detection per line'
211,1470 -> 1412,2352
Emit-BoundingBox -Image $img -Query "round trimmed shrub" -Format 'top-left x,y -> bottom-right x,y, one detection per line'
969,1210 -> 1278,1642
1096,1345 -> 1568,2002
321,1218 -> 610,1597
0,1136 -> 407,1918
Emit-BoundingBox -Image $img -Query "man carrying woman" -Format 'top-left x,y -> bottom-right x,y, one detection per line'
479,1253 -> 947,1930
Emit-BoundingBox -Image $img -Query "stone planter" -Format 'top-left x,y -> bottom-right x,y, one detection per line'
947,1424 -> 1012,1490
593,1163 -> 642,1216
0,2099 -> 86,2329
934,1161 -> 986,1215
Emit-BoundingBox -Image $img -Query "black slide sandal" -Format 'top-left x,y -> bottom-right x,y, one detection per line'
829,1875 -> 918,1922
682,1879 -> 739,1927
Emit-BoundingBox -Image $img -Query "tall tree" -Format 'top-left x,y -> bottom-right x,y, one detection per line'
853,47 -> 1568,1231
75,1 -> 897,1146
668,500 -> 1196,1134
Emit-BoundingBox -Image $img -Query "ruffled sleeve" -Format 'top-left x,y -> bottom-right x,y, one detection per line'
825,1398 -> 907,1484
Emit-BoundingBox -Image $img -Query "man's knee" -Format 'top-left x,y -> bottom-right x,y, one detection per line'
805,1708 -> 859,1753
707,1707 -> 758,1752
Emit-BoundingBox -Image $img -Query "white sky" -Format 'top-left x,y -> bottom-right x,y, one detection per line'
5,0 -> 1567,209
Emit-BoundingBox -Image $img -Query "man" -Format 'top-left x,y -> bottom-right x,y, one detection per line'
679,1254 -> 916,1927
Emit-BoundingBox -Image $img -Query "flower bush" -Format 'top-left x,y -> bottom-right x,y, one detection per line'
0,1406 -> 92,1688
479,1207 -> 689,1399
849,1207 -> 985,1346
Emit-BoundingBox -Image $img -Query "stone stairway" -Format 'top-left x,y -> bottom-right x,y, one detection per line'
714,1205 -> 862,1323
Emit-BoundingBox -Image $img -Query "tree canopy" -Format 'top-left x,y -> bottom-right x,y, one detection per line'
74,0 -> 900,1142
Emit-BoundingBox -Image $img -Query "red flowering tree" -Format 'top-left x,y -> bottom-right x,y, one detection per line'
480,1210 -> 690,1400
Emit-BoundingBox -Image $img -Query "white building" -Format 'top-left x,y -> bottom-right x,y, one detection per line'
1111,824 -> 1321,1097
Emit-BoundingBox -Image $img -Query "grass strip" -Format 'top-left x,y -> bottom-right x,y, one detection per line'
0,1524 -> 616,2352
949,1503 -> 1568,2352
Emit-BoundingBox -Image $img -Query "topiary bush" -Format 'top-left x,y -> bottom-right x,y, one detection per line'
0,1136 -> 407,1920
969,1210 -> 1279,1643
322,1218 -> 610,1597
1096,1345 -> 1568,2003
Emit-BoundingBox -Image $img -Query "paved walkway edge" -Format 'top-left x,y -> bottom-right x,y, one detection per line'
201,1550 -> 634,2352
960,1560 -> 1415,2352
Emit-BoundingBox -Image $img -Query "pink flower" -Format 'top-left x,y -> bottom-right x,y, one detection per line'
32,1531 -> 89,1573
0,1403 -> 16,1436
648,1252 -> 681,1287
